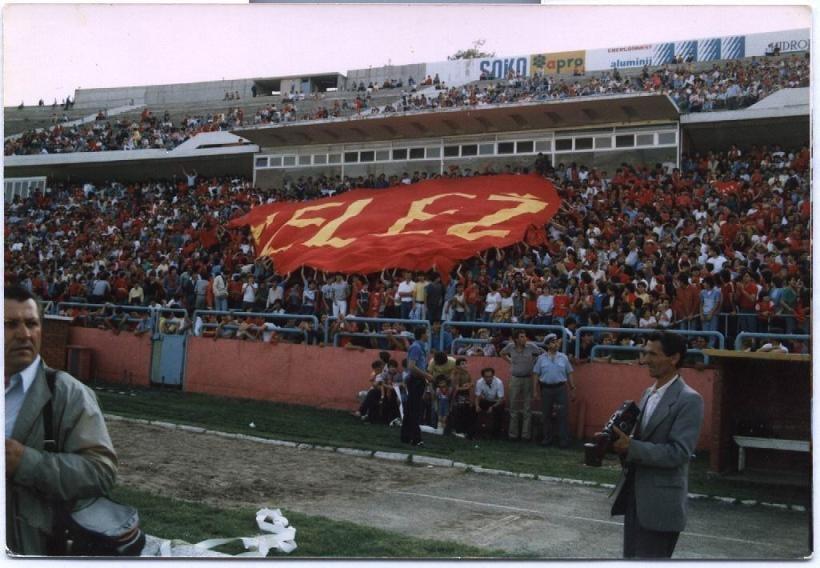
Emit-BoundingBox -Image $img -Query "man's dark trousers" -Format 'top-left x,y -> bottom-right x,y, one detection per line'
622,470 -> 680,558
400,374 -> 425,444
540,383 -> 569,446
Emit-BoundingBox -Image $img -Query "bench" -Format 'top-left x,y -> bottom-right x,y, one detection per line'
733,435 -> 810,472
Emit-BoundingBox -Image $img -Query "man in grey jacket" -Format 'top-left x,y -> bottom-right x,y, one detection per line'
5,286 -> 118,555
610,331 -> 704,558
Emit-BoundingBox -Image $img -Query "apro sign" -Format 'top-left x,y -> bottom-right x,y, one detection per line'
530,51 -> 586,75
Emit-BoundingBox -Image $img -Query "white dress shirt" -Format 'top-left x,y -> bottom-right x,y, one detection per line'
5,356 -> 41,435
641,375 -> 679,431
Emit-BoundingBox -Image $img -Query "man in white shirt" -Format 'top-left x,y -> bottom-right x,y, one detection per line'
474,367 -> 505,437
396,272 -> 416,320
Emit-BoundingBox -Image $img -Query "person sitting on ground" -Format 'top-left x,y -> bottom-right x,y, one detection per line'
426,351 -> 456,426
355,360 -> 397,423
474,367 -> 505,437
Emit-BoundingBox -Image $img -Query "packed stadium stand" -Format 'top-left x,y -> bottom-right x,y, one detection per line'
4,27 -> 811,366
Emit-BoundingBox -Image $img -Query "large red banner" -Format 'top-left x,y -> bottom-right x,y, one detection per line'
229,174 -> 560,277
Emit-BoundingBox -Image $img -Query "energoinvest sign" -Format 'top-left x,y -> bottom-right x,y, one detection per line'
581,28 -> 807,71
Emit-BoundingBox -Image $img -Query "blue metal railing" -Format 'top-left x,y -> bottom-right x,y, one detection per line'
574,326 -> 724,360
193,310 -> 318,343
440,320 -> 568,353
589,344 -> 708,364
324,316 -> 431,349
734,332 -> 810,352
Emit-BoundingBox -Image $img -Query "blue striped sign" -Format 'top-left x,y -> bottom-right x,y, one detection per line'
675,41 -> 697,62
652,43 -> 675,66
698,38 -> 721,61
721,36 -> 746,60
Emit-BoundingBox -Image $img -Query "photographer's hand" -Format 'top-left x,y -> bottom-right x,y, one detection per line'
612,426 -> 631,455
5,438 -> 24,478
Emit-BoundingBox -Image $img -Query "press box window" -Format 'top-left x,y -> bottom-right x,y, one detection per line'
328,154 -> 341,164
313,154 -> 327,165
255,157 -> 269,168
555,139 -> 573,152
615,134 -> 635,148
479,143 -> 495,155
392,148 -> 408,160
443,145 -> 460,158
461,144 -> 478,157
516,141 -> 534,153
344,152 -> 359,163
283,156 -> 296,167
497,142 -> 515,154
594,137 -> 612,149
636,134 -> 654,146
426,147 -> 441,158
375,150 -> 390,161
359,151 -> 375,162
270,156 -> 283,167
409,148 -> 425,160
574,137 -> 593,151
298,155 -> 311,166
658,132 -> 676,145
534,141 -> 550,152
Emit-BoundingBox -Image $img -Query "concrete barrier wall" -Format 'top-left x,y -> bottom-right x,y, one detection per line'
67,328 -> 152,387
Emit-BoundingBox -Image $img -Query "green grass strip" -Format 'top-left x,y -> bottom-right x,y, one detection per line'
112,485 -> 514,558
97,386 -> 809,506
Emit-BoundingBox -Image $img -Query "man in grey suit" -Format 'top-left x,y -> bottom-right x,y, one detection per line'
610,331 -> 704,558
5,286 -> 118,555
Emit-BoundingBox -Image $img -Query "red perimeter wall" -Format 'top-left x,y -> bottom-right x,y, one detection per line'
65,330 -> 714,449
184,339 -> 714,450
67,328 -> 152,387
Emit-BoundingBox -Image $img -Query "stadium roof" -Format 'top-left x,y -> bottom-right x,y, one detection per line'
4,132 -> 258,182
233,93 -> 681,149
680,88 -> 809,153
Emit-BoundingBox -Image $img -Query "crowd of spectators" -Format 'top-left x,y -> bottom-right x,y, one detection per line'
387,53 -> 808,115
5,139 -> 811,359
5,107 -> 247,156
7,53 -> 808,156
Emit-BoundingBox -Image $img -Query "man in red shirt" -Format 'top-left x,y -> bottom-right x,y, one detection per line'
671,273 -> 700,330
736,271 -> 759,333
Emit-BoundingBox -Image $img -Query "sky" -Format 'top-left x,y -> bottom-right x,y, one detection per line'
1,3 -> 812,106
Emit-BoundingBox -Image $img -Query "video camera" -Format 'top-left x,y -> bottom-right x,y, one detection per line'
584,400 -> 641,467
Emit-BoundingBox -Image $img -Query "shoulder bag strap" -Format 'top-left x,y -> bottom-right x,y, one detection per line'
43,369 -> 59,453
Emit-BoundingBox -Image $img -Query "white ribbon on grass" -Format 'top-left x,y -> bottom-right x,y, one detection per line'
145,508 -> 297,557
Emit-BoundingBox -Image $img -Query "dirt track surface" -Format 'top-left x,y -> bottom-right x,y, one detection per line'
110,421 -> 462,512
110,420 -> 811,559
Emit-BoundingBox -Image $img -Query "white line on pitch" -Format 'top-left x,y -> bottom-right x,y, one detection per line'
389,490 -> 790,548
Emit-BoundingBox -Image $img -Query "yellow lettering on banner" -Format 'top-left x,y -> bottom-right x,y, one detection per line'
378,193 -> 475,236
446,193 -> 548,241
304,198 -> 374,248
259,202 -> 346,255
250,213 -> 279,244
